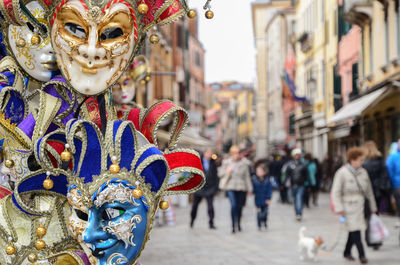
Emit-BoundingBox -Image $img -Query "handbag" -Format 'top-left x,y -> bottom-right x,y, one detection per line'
346,166 -> 370,218
218,173 -> 231,190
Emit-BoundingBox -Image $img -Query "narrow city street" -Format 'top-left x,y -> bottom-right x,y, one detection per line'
140,192 -> 400,265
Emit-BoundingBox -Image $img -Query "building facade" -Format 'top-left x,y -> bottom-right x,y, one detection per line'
172,15 -> 206,136
204,82 -> 255,153
266,8 -> 295,152
331,0 -> 400,156
251,0 -> 292,159
293,0 -> 341,159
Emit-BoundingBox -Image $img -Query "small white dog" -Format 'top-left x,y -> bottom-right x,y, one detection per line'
298,226 -> 323,261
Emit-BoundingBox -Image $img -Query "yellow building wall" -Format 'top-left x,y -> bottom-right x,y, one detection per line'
295,0 -> 337,118
237,91 -> 253,140
361,0 -> 400,92
324,0 -> 338,120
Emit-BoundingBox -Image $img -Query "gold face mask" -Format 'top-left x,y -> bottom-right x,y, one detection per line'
51,0 -> 135,95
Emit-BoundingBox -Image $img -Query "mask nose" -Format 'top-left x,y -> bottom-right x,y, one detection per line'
82,211 -> 108,246
78,28 -> 106,65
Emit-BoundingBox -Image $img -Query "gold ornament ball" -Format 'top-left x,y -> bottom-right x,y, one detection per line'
145,76 -> 150,82
5,244 -> 16,255
187,9 -> 197,19
16,38 -> 26,48
28,253 -> 38,263
159,200 -> 169,210
36,226 -> 47,238
61,150 -> 71,161
5,159 -> 14,168
31,34 -> 41,45
110,163 -> 120,174
205,10 -> 214,19
140,80 -> 146,85
35,239 -> 46,250
149,34 -> 159,44
43,178 -> 54,190
132,188 -> 143,199
138,3 -> 149,14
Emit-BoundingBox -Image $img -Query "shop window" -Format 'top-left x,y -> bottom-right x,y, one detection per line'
365,120 -> 375,141
391,115 -> 400,141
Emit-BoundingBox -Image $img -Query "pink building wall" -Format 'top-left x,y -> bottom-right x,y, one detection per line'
338,25 -> 361,106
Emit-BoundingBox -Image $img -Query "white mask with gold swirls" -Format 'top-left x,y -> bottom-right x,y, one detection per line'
51,0 -> 135,96
8,1 -> 57,82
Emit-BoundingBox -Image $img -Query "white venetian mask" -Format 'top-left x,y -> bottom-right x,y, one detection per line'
112,71 -> 135,105
51,0 -> 136,95
8,1 -> 57,82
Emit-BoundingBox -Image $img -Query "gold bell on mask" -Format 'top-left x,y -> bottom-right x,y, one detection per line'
138,1 -> 148,14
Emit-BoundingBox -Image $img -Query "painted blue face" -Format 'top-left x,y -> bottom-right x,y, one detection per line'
82,185 -> 148,265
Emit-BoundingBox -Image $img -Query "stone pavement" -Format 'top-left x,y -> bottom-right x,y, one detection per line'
139,192 -> 400,265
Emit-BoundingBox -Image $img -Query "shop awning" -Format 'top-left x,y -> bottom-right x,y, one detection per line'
327,88 -> 387,125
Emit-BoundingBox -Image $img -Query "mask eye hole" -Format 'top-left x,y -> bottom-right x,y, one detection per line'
102,207 -> 126,221
100,27 -> 123,41
64,22 -> 86,38
74,209 -> 88,221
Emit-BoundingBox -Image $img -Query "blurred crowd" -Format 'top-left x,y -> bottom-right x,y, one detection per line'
188,140 -> 400,263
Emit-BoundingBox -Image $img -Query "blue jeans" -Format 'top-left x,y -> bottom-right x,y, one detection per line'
226,190 -> 246,229
257,206 -> 268,228
291,186 -> 305,216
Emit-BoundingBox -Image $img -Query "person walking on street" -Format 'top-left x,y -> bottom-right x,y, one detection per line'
321,154 -> 333,192
363,141 -> 392,249
303,153 -> 317,208
251,163 -> 272,230
282,148 -> 309,221
270,155 -> 287,203
313,158 -> 323,206
331,147 -> 377,264
190,148 -> 219,229
386,139 -> 400,219
218,145 -> 253,233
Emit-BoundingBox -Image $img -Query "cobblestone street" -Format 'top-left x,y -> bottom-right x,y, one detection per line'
140,192 -> 400,265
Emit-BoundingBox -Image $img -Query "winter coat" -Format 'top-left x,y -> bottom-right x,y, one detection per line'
363,157 -> 391,198
252,175 -> 272,208
195,157 -> 219,197
269,159 -> 284,178
331,165 -> 377,232
386,151 -> 400,189
306,161 -> 317,187
218,158 -> 253,192
282,159 -> 309,187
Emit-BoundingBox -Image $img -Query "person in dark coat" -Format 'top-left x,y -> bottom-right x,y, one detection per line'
282,148 -> 309,221
363,141 -> 392,249
269,155 -> 286,203
190,148 -> 219,229
252,163 -> 272,230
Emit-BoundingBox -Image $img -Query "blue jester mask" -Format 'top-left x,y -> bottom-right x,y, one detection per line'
82,181 -> 148,264
34,117 -> 205,265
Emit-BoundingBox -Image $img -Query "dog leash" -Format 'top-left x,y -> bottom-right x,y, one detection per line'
322,217 -> 346,252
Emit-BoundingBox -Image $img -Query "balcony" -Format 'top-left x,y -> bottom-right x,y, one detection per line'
344,0 -> 373,25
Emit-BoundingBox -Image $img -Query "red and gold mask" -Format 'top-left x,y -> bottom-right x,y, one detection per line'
51,0 -> 137,95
